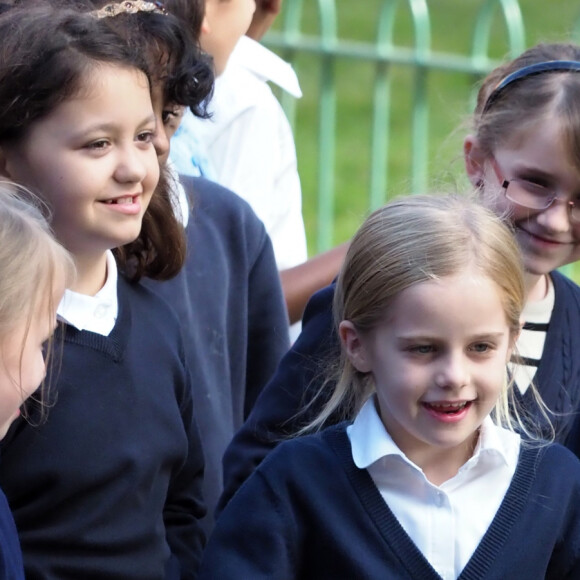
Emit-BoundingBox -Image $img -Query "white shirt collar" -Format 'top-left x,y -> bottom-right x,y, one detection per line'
226,35 -> 303,99
57,250 -> 119,336
166,160 -> 190,227
348,396 -> 520,472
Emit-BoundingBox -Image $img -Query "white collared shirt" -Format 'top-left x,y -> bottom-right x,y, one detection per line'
57,250 -> 118,336
227,35 -> 302,99
167,159 -> 190,228
347,397 -> 520,580
171,36 -> 308,274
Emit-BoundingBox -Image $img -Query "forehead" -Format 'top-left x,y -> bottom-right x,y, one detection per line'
381,272 -> 509,336
48,64 -> 152,125
498,115 -> 580,177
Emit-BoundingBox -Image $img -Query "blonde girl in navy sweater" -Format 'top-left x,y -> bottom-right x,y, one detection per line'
221,43 -> 580,509
0,4 -> 212,578
0,185 -> 73,580
201,195 -> 580,580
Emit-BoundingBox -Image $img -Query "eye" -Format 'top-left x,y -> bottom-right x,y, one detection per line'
515,179 -> 551,197
408,344 -> 435,355
469,342 -> 493,353
86,139 -> 110,150
161,110 -> 178,125
136,131 -> 154,143
161,106 -> 185,126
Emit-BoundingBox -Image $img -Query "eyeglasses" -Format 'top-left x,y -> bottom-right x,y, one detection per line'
489,157 -> 580,223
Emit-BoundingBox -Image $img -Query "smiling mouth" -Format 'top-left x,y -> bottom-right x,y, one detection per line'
103,195 -> 137,205
423,401 -> 470,415
517,226 -> 568,246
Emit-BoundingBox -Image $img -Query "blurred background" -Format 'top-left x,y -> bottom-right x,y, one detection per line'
266,0 -> 580,280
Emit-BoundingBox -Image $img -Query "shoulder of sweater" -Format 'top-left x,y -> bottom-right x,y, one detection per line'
180,175 -> 267,235
522,442 -> 580,484
552,270 -> 580,301
117,274 -> 182,327
257,423 -> 349,477
549,271 -> 580,333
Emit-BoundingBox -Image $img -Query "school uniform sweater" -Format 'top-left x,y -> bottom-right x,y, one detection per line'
0,487 -> 23,580
0,276 -> 205,580
145,176 -> 289,530
202,424 -> 580,580
220,270 -> 580,510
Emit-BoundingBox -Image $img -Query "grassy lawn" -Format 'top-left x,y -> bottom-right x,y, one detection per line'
269,0 -> 580,280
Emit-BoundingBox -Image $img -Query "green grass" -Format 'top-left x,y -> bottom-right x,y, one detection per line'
270,0 -> 580,281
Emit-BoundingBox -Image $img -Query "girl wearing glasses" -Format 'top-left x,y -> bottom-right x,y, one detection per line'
219,42 -> 580,509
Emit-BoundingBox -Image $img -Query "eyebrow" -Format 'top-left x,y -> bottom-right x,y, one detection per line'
397,332 -> 506,342
76,114 -> 157,135
509,163 -> 555,180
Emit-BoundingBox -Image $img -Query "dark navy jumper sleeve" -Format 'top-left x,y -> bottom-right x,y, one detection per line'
147,176 -> 289,530
219,282 -> 341,511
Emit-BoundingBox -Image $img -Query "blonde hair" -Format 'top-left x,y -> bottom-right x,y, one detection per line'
0,182 -> 74,418
304,194 -> 550,439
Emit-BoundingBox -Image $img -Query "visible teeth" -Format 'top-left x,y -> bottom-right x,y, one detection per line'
104,196 -> 133,205
428,402 -> 467,410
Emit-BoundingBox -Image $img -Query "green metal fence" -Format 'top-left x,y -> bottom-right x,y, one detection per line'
264,0 -> 580,262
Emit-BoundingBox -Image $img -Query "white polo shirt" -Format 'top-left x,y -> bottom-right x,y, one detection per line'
171,36 -> 308,274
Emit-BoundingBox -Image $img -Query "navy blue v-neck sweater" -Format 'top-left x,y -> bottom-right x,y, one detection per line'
146,176 -> 289,531
0,276 -> 205,580
203,424 -> 580,579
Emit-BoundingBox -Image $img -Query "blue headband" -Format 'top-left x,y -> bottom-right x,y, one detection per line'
481,60 -> 580,114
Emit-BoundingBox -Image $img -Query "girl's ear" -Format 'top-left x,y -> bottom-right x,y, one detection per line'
464,134 -> 486,188
339,320 -> 373,373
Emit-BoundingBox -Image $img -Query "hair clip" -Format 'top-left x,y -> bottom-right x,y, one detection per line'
92,0 -> 166,19
482,60 -> 580,114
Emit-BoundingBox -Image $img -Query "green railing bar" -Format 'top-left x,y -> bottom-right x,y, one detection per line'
472,0 -> 525,65
408,0 -> 431,195
277,0 -> 303,127
369,2 -> 395,209
266,34 -> 506,74
316,0 -> 337,252
370,0 -> 431,207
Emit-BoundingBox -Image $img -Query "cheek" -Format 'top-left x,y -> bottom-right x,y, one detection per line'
509,204 -> 542,226
571,223 -> 580,244
144,153 -> 161,189
480,363 -> 507,399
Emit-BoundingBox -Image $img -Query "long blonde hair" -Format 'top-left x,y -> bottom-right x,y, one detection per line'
0,182 -> 74,417
303,194 -> 550,438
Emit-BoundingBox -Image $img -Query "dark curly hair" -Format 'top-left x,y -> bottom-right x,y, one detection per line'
0,1 -> 213,280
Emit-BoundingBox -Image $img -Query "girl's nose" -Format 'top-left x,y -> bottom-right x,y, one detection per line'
114,146 -> 149,183
434,352 -> 469,390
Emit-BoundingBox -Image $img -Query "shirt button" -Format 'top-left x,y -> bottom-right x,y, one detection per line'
436,492 -> 444,507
